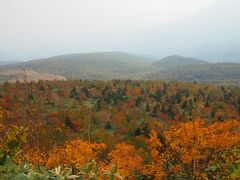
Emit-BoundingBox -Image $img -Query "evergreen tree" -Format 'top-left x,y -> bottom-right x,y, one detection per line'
146,102 -> 150,112
64,116 -> 73,129
134,127 -> 142,136
155,89 -> 162,102
104,121 -> 112,130
136,96 -> 142,107
69,87 -> 77,98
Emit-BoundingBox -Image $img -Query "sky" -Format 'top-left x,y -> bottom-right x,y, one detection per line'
0,0 -> 233,61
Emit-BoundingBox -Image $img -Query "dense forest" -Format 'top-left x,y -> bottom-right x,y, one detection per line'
0,80 -> 240,179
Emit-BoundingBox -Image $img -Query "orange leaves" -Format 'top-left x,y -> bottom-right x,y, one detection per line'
108,143 -> 143,178
125,88 -> 142,97
20,147 -> 46,166
205,119 -> 240,152
164,119 -> 206,164
143,130 -> 165,178
64,139 -> 106,168
45,146 -> 66,168
145,118 -> 240,178
23,140 -> 144,178
48,112 -> 59,118
47,139 -> 105,169
164,119 -> 240,161
21,139 -> 106,170
13,118 -> 240,178
71,119 -> 81,132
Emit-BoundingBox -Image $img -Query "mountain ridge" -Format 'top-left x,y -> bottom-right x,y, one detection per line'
153,55 -> 210,69
0,52 -> 239,84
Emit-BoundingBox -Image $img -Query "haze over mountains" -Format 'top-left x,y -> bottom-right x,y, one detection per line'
0,60 -> 22,66
0,0 -> 239,62
152,55 -> 209,70
0,52 -> 154,81
0,52 -> 240,84
128,0 -> 240,62
0,1 -> 239,83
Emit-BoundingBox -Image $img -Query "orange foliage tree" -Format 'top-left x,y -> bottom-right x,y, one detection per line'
108,143 -> 143,178
21,139 -> 106,169
144,119 -> 240,179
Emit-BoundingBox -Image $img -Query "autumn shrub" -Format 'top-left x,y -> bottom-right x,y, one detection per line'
108,143 -> 143,178
144,119 -> 240,179
45,139 -> 106,169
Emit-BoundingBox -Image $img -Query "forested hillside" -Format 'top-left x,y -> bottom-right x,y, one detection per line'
1,52 -> 240,85
146,62 -> 240,84
0,52 -> 154,80
0,80 -> 240,179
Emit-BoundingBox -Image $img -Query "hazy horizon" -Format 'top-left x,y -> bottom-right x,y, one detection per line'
0,0 -> 240,62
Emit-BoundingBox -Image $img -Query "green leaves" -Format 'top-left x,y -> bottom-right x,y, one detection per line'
0,125 -> 27,164
0,156 -> 123,180
229,159 -> 240,180
205,164 -> 219,173
0,155 -> 31,180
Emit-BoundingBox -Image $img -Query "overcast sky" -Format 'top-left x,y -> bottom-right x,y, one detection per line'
0,0 -> 224,61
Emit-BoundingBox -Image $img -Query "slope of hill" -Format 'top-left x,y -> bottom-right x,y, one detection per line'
153,55 -> 209,69
145,62 -> 240,84
0,52 -> 154,80
0,69 -> 66,83
1,52 -> 240,84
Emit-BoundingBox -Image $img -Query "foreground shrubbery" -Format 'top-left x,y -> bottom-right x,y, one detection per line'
0,156 -> 122,180
1,117 -> 240,179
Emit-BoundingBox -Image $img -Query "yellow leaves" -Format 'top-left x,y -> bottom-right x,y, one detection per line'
108,143 -> 143,178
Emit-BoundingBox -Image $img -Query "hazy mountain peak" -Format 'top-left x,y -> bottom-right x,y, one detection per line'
153,55 -> 209,70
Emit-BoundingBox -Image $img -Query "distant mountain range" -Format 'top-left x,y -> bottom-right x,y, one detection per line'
153,55 -> 209,70
1,0 -> 240,62
0,52 -> 240,84
146,62 -> 240,84
131,0 -> 240,62
0,52 -> 154,81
